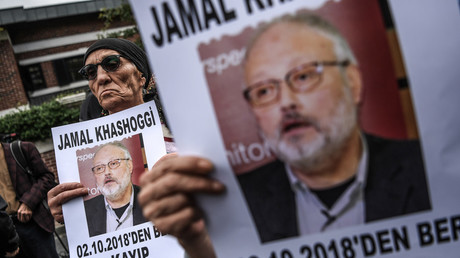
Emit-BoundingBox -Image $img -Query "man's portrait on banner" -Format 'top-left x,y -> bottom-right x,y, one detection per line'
76,135 -> 148,237
199,11 -> 431,243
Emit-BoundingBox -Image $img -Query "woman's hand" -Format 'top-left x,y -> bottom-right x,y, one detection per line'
138,154 -> 225,258
47,182 -> 88,223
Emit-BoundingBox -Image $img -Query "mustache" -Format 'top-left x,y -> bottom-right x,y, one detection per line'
104,175 -> 118,185
278,111 -> 321,135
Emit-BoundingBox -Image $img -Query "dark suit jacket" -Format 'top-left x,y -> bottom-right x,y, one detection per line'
0,195 -> 19,256
1,142 -> 56,233
84,185 -> 147,237
237,134 -> 431,243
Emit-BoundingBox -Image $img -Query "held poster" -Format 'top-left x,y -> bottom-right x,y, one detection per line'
130,0 -> 459,257
52,102 -> 183,258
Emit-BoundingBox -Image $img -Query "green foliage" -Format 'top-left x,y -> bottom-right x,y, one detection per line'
0,101 -> 80,142
98,2 -> 144,48
105,27 -> 137,38
99,2 -> 135,29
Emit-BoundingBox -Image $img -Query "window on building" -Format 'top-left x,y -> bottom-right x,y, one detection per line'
20,64 -> 46,92
54,55 -> 84,85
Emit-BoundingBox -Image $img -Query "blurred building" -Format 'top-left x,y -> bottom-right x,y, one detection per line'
0,0 -> 134,115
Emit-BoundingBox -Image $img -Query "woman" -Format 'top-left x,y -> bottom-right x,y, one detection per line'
47,38 -> 219,257
48,37 -> 152,222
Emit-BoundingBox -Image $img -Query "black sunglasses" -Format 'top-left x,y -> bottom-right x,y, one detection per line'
78,55 -> 125,80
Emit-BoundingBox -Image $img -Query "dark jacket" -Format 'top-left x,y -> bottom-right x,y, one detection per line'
79,92 -> 103,121
1,142 -> 56,233
237,134 -> 431,243
0,196 -> 19,257
84,185 -> 147,237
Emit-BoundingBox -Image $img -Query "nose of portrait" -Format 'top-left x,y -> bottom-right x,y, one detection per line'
279,82 -> 302,112
106,165 -> 117,174
95,165 -> 112,178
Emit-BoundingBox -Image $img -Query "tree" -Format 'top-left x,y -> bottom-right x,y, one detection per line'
98,1 -> 143,48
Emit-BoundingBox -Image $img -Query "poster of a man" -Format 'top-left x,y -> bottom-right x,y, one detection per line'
233,12 -> 431,243
52,102 -> 183,257
80,140 -> 147,237
128,0 -> 460,256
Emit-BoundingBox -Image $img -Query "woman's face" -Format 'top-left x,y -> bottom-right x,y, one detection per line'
85,49 -> 146,114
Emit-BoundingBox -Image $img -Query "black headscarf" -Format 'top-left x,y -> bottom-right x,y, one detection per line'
83,38 -> 151,88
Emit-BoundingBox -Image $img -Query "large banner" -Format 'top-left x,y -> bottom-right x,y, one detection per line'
129,0 -> 459,257
52,102 -> 183,258
387,1 -> 460,254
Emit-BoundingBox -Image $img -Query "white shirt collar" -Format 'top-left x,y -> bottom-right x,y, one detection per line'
104,185 -> 135,232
